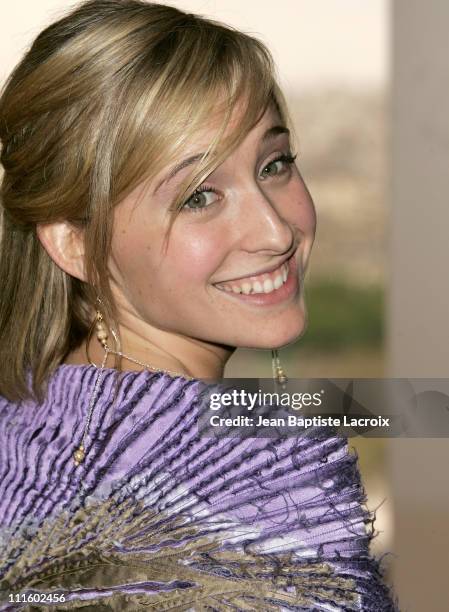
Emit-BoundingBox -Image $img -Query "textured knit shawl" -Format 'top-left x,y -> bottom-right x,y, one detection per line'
0,364 -> 397,611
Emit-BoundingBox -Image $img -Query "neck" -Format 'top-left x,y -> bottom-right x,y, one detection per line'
115,323 -> 233,379
65,314 -> 233,380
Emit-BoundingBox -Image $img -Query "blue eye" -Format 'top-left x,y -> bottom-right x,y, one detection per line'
260,153 -> 297,180
181,187 -> 219,212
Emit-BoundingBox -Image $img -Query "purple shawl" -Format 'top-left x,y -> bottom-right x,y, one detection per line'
0,364 -> 397,610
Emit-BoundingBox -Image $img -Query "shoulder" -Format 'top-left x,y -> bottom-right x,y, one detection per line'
0,362 -> 206,423
0,367 -> 398,609
0,364 -> 207,526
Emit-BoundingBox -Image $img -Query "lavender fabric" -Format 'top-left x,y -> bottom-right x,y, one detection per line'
0,364 -> 397,610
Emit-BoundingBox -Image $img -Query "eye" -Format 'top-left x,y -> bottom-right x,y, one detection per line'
259,153 -> 297,180
181,186 -> 220,212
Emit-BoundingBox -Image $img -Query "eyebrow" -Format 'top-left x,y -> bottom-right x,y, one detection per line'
155,124 -> 290,192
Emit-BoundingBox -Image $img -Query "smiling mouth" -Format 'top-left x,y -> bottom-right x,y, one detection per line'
214,258 -> 290,296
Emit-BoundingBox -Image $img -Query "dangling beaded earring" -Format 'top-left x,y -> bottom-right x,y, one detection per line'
73,305 -> 111,466
74,300 -> 194,466
95,309 -> 109,349
272,349 -> 288,389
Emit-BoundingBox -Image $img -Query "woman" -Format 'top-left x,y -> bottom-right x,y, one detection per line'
0,1 -> 396,609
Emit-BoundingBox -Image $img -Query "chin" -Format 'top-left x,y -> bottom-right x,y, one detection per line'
236,311 -> 308,350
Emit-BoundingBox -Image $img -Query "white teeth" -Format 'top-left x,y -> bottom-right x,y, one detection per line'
216,259 -> 291,295
282,265 -> 288,283
263,279 -> 274,293
273,274 -> 283,290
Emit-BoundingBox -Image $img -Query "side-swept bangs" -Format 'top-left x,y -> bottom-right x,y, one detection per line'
0,0 -> 291,400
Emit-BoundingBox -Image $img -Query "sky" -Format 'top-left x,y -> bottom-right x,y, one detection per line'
1,0 -> 389,91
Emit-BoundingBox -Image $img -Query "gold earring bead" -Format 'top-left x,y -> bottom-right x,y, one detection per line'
275,366 -> 288,385
272,349 -> 288,388
95,313 -> 108,347
73,444 -> 85,466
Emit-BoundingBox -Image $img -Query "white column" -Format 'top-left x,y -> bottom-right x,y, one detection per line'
389,1 -> 449,609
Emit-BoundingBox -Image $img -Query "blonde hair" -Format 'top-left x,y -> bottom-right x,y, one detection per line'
0,0 -> 289,401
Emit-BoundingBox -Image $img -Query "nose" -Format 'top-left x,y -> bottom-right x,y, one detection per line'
237,183 -> 295,254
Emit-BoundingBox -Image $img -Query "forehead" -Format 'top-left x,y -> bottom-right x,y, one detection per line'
150,101 -> 286,198
183,102 -> 283,158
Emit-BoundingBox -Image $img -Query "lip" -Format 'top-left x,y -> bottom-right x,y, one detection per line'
213,253 -> 300,307
215,249 -> 296,284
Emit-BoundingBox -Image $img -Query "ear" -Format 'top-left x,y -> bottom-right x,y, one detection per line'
37,221 -> 87,282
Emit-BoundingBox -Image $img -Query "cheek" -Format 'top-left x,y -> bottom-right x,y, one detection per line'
111,226 -> 157,280
161,225 -> 226,287
286,179 -> 317,234
111,212 -> 226,306
302,196 -> 317,234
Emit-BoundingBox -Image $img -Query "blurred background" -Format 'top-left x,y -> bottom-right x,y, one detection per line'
2,1 -> 448,609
